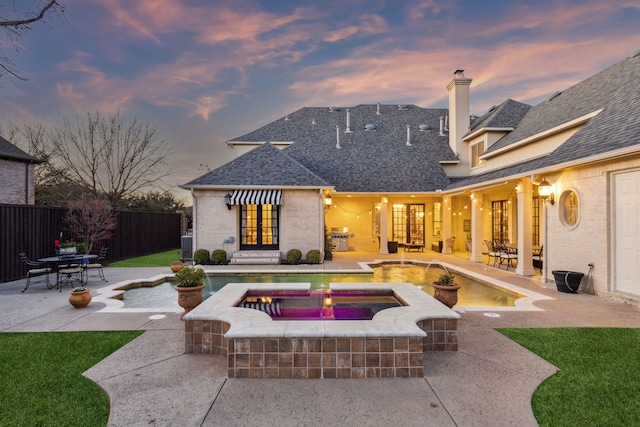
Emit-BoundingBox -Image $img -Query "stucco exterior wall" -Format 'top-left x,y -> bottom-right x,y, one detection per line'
0,159 -> 35,204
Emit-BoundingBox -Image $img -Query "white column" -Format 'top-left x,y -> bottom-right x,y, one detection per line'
443,196 -> 453,254
516,179 -> 535,276
470,193 -> 484,262
379,196 -> 389,254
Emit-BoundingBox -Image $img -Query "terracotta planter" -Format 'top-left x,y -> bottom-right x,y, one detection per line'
69,289 -> 92,308
175,284 -> 205,318
170,261 -> 184,273
431,282 -> 461,308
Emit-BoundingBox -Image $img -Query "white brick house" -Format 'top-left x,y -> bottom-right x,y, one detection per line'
182,50 -> 640,303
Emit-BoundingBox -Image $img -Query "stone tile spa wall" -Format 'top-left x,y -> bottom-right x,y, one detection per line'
184,318 -> 458,379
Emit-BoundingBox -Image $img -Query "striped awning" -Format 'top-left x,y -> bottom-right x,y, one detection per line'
228,189 -> 283,205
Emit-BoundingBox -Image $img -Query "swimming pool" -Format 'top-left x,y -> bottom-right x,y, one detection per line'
115,263 -> 523,310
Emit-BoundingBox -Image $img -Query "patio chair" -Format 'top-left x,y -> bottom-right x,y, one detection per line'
495,241 -> 517,270
82,247 -> 108,282
19,252 -> 53,292
57,265 -> 84,291
532,245 -> 543,272
484,240 -> 499,266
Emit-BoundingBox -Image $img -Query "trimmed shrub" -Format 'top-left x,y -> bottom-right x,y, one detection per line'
286,249 -> 302,265
211,249 -> 227,265
193,248 -> 210,265
306,249 -> 322,264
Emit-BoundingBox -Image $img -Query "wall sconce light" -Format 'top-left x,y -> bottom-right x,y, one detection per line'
225,193 -> 232,210
324,195 -> 332,210
538,178 -> 555,205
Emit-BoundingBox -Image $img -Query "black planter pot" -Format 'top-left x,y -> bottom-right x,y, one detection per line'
552,270 -> 584,293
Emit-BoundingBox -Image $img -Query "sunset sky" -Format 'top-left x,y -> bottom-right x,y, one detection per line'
3,0 -> 640,201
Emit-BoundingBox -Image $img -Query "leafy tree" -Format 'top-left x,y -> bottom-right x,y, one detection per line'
0,1 -> 65,84
63,194 -> 117,255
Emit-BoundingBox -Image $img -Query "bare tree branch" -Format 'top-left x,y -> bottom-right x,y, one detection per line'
0,0 -> 66,83
0,0 -> 60,27
49,111 -> 175,208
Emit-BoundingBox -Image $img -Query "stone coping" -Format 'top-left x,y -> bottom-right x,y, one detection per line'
183,282 -> 460,339
91,259 -> 553,313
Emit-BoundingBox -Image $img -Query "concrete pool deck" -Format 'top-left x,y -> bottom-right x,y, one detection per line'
2,251 -> 640,426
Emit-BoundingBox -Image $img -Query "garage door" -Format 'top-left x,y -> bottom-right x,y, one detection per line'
615,170 -> 640,295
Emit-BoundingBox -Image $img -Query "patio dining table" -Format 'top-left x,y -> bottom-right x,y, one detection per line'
38,254 -> 98,290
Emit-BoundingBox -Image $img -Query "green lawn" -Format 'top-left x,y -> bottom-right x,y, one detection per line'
108,249 -> 181,267
0,331 -> 142,427
498,328 -> 640,427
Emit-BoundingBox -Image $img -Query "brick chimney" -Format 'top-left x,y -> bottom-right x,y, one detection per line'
447,69 -> 472,156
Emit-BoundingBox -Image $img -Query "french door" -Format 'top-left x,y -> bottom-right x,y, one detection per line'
240,204 -> 279,250
392,204 -> 425,245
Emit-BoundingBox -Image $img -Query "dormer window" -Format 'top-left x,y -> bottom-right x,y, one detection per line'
471,142 -> 485,168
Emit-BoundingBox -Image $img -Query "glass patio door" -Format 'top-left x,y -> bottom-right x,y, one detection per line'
240,204 -> 279,250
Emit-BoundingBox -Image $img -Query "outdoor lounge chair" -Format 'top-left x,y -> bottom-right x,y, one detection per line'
19,252 -> 53,292
82,247 -> 108,282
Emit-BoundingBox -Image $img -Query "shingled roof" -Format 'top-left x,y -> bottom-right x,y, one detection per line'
468,99 -> 531,133
219,104 -> 456,192
0,135 -> 42,163
182,142 -> 331,188
185,51 -> 640,193
451,50 -> 640,189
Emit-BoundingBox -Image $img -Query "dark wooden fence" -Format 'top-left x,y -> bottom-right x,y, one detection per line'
1,204 -> 181,282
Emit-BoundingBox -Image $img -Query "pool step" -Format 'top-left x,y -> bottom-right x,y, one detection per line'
230,251 -> 281,265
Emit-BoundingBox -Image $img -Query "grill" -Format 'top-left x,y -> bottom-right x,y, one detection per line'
330,231 -> 354,252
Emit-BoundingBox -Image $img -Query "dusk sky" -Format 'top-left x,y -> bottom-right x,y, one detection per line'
3,0 -> 640,202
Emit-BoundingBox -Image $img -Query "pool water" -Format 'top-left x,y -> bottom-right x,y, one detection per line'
238,290 -> 402,320
120,264 -> 520,309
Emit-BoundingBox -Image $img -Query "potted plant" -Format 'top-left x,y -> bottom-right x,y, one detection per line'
174,266 -> 206,318
431,271 -> 461,308
69,286 -> 92,308
170,260 -> 184,273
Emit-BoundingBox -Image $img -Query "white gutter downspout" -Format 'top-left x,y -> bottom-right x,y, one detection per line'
190,188 -> 197,255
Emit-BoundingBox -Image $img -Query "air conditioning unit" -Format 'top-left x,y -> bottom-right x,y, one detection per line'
181,235 -> 193,260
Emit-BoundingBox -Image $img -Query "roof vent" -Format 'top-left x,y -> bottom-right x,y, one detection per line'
546,91 -> 562,102
311,118 -> 316,125
284,115 -> 289,121
376,103 -> 381,115
397,104 -> 408,111
419,124 -> 431,131
345,108 -> 353,133
364,123 -> 376,131
328,106 -> 341,112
